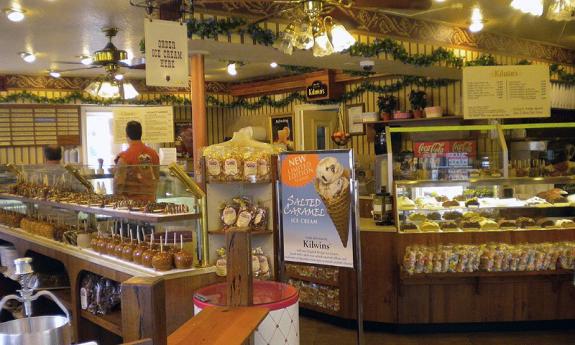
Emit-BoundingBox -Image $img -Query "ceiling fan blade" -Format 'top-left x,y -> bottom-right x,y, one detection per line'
353,0 -> 431,10
58,66 -> 101,73
53,61 -> 87,65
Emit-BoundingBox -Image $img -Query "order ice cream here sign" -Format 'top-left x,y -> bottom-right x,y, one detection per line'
279,151 -> 354,268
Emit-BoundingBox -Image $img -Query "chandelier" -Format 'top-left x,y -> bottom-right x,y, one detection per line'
510,0 -> 575,20
547,0 -> 575,20
84,65 -> 139,99
274,0 -> 356,57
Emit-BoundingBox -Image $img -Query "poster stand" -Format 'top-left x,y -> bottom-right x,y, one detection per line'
276,149 -> 364,345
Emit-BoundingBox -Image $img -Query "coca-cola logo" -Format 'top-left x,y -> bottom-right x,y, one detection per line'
417,142 -> 446,155
452,141 -> 474,153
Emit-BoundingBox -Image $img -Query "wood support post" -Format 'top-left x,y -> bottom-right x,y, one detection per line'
225,228 -> 253,307
190,54 -> 207,184
122,277 -> 167,345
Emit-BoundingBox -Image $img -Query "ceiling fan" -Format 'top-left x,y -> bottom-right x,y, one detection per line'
53,27 -> 145,75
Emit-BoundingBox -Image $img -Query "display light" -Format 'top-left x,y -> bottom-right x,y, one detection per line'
19,52 -> 36,63
4,8 -> 26,22
511,0 -> 544,16
227,63 -> 237,76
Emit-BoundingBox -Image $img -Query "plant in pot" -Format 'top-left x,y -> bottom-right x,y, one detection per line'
409,90 -> 427,119
378,95 -> 398,121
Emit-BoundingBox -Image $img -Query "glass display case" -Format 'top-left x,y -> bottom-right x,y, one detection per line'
390,123 -> 575,234
395,176 -> 575,233
0,163 -> 208,269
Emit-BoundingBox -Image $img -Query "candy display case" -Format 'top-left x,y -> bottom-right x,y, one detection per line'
0,163 -> 218,344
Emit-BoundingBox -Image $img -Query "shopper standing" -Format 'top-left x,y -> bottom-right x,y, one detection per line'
113,121 -> 160,201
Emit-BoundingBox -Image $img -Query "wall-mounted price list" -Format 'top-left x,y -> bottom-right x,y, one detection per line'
463,65 -> 551,119
0,106 -> 80,146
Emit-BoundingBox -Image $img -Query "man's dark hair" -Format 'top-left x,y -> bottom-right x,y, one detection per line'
44,145 -> 62,161
126,121 -> 143,140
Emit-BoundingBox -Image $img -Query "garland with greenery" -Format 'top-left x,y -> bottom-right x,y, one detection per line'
0,76 -> 455,108
138,16 -> 575,85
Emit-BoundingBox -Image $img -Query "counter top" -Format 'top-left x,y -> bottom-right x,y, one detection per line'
359,218 -> 397,233
0,224 -> 215,279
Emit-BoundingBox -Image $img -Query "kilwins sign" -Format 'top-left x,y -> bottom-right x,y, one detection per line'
305,70 -> 342,102
144,19 -> 189,87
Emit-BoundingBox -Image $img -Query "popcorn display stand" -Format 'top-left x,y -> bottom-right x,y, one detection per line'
193,281 -> 299,345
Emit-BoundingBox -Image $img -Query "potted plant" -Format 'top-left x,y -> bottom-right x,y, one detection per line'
378,95 -> 398,121
409,90 -> 427,119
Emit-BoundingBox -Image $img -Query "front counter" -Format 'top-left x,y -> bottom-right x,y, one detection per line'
359,220 -> 575,325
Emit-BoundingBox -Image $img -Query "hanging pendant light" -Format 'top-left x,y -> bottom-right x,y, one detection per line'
510,0 -> 544,16
273,23 -> 296,55
85,68 -> 139,100
547,0 -> 575,20
330,23 -> 356,52
312,20 -> 334,57
294,22 -> 314,50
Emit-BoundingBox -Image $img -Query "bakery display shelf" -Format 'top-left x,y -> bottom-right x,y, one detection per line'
299,302 -> 341,317
395,175 -> 575,188
399,204 -> 573,213
363,116 -> 463,126
80,309 -> 122,337
285,272 -> 339,287
0,193 -> 200,223
400,269 -> 573,283
399,226 -> 575,234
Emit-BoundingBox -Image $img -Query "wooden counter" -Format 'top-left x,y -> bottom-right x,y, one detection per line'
0,224 -> 219,345
358,219 -> 575,324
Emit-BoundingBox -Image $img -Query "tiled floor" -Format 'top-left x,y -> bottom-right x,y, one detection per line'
300,316 -> 575,345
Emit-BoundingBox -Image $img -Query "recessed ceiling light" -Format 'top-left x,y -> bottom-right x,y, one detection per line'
4,8 -> 26,22
80,56 -> 93,65
270,62 -> 278,68
19,52 -> 36,63
49,71 -> 61,78
227,63 -> 237,76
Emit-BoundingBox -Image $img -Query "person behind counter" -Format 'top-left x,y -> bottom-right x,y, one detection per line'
44,145 -> 62,165
113,121 -> 159,202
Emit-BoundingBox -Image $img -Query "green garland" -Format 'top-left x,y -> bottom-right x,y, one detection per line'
138,16 -> 575,85
349,39 -> 464,68
0,76 -> 455,108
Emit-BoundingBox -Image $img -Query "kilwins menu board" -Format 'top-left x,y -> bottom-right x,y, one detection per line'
414,140 -> 477,180
463,65 -> 551,119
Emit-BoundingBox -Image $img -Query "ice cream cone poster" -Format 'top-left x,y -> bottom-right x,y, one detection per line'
279,150 -> 355,268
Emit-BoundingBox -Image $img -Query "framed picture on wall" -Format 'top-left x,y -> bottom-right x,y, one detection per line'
174,122 -> 193,158
347,103 -> 365,135
269,114 -> 294,151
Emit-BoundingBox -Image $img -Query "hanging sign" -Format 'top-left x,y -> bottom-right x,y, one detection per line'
279,150 -> 355,268
144,19 -> 189,87
463,65 -> 551,119
304,70 -> 342,102
113,106 -> 174,144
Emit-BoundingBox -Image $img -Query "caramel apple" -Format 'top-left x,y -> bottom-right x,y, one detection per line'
174,235 -> 193,269
132,228 -> 147,264
174,250 -> 193,269
122,239 -> 137,261
142,233 -> 158,268
106,233 -> 119,255
114,235 -> 125,258
97,235 -> 109,254
152,239 -> 173,271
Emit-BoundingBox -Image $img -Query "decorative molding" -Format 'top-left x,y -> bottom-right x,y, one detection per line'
2,75 -> 230,94
195,5 -> 575,65
341,9 -> 575,64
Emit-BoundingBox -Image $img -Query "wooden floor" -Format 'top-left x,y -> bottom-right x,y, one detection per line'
300,316 -> 575,345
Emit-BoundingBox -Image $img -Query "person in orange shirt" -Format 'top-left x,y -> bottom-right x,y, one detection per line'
113,121 -> 160,202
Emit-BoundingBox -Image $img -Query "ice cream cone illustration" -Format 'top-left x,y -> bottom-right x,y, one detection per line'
315,157 -> 351,248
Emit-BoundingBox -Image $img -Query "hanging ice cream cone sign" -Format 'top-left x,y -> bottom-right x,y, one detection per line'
278,150 -> 355,268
